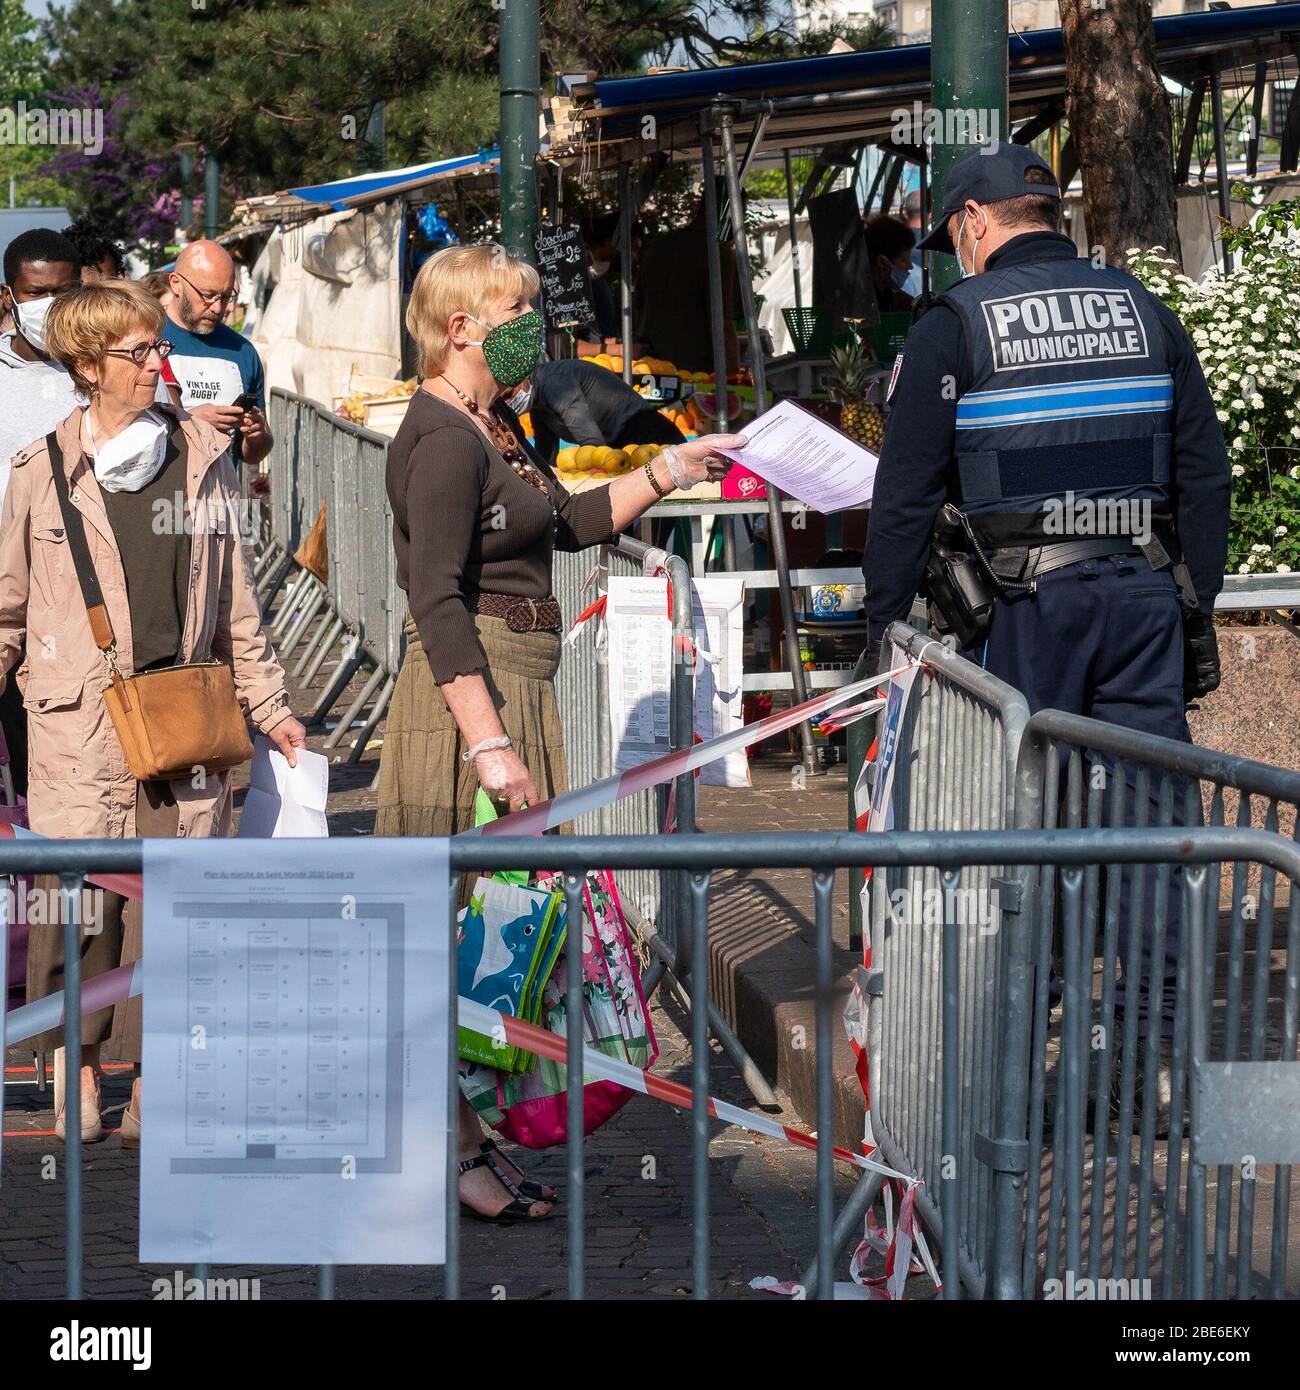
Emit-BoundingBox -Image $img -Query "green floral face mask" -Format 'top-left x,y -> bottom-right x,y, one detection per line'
464,308 -> 543,388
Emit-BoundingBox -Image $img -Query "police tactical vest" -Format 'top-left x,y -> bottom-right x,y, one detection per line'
938,256 -> 1173,545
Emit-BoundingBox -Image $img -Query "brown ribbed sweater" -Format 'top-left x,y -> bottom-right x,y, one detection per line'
387,389 -> 615,684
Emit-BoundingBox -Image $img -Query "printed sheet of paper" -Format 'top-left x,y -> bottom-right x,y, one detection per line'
606,575 -> 748,787
139,837 -> 448,1266
237,738 -> 330,838
719,398 -> 878,512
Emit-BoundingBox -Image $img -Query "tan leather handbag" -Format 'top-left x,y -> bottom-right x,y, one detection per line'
48,431 -> 254,782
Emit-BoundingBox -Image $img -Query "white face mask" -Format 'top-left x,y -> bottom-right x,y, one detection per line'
13,294 -> 54,354
88,409 -> 169,493
507,382 -> 534,415
955,212 -> 982,280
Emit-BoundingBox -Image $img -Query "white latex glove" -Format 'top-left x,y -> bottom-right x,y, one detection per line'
661,433 -> 749,489
474,746 -> 539,813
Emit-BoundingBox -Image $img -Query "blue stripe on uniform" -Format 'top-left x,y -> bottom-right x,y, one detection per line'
955,374 -> 1174,429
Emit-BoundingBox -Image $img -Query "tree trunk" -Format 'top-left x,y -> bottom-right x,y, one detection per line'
1058,0 -> 1181,267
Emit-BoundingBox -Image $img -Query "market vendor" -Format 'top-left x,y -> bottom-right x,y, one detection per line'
519,357 -> 686,466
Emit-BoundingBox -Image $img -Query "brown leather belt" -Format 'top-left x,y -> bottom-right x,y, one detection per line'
470,592 -> 562,633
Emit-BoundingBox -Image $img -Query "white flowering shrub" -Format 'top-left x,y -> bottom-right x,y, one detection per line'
1127,200 -> 1300,577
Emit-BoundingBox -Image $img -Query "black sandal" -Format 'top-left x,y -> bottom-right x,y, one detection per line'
458,1154 -> 553,1225
479,1137 -> 559,1204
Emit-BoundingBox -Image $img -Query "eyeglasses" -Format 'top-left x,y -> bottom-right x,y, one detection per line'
174,271 -> 237,307
104,339 -> 174,367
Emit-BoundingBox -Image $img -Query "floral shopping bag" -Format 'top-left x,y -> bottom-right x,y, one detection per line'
459,869 -> 657,1148
457,876 -> 563,1073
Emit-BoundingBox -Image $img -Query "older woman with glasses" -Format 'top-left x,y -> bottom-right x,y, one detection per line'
0,279 -> 306,1145
377,242 -> 744,1223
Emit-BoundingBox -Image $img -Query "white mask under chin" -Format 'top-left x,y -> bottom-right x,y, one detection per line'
89,410 -> 169,493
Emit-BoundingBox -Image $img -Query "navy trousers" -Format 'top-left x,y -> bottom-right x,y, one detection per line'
981,554 -> 1193,1031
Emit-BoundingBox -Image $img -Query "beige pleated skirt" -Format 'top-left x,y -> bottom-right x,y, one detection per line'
375,613 -> 569,839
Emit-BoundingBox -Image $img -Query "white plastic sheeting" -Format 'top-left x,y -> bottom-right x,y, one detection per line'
250,200 -> 404,407
755,217 -> 815,357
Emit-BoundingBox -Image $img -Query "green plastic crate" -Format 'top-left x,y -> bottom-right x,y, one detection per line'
783,306 -> 835,353
863,311 -> 911,363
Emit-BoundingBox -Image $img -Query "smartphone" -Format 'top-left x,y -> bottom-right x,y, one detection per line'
233,392 -> 257,412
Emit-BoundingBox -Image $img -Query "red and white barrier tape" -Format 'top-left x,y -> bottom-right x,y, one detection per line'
456,996 -> 912,1180
459,664 -> 909,839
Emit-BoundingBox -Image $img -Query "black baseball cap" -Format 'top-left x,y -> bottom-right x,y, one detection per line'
918,144 -> 1061,255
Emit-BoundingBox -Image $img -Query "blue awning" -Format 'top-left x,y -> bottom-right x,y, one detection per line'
285,148 -> 500,211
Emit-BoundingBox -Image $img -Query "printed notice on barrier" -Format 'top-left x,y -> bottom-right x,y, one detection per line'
606,575 -> 747,787
139,837 -> 449,1266
717,398 -> 877,513
862,645 -> 920,833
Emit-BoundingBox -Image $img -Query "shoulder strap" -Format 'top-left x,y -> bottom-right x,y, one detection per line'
46,431 -> 116,653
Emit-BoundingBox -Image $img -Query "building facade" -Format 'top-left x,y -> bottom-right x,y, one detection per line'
797,0 -> 1252,47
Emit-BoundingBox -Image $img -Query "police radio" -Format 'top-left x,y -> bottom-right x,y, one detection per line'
923,503 -> 998,649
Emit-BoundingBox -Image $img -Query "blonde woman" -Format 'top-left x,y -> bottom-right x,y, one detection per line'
378,242 -> 743,1222
0,280 -> 306,1144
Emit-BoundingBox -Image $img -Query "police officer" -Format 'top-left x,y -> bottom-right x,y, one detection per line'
862,144 -> 1231,1125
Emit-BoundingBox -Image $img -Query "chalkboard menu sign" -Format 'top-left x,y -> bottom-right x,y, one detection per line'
535,222 -> 595,334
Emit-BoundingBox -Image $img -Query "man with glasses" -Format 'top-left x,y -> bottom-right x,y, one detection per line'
162,239 -> 272,468
0,226 -> 85,800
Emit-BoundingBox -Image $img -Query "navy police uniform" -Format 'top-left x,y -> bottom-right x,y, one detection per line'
863,148 -> 1232,1030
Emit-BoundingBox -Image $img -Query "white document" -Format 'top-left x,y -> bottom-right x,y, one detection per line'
720,397 -> 878,512
605,575 -> 748,787
139,837 -> 449,1266
237,738 -> 330,838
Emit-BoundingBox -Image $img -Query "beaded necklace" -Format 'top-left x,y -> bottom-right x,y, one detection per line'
436,376 -> 553,504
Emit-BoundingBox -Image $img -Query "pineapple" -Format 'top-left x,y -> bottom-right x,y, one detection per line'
830,337 -> 885,452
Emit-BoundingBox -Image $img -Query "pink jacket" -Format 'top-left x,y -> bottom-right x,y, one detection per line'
0,404 -> 291,840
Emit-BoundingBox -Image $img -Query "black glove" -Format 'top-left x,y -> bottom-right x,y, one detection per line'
1182,609 -> 1221,702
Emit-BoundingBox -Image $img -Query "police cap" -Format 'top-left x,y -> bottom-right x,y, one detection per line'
918,144 -> 1061,255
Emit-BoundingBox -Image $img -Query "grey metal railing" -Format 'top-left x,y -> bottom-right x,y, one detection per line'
993,709 -> 1300,1302
852,622 -> 1032,1297
260,390 -> 395,761
3,826 -> 1297,1302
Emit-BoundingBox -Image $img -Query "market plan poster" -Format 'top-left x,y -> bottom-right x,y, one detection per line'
138,837 -> 449,1266
606,575 -> 748,787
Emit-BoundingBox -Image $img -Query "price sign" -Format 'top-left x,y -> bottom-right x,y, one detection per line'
534,222 -> 595,335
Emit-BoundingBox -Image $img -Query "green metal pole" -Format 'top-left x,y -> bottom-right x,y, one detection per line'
204,154 -> 220,241
499,0 -> 541,264
929,0 -> 1008,292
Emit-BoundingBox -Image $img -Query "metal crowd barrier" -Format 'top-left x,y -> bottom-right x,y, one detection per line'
996,710 -> 1300,1301
257,390 -> 396,763
852,622 -> 1033,1296
6,826 -> 1296,1302
835,622 -> 1300,1300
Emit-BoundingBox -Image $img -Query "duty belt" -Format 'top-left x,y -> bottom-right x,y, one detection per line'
470,592 -> 562,633
995,536 -> 1144,583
